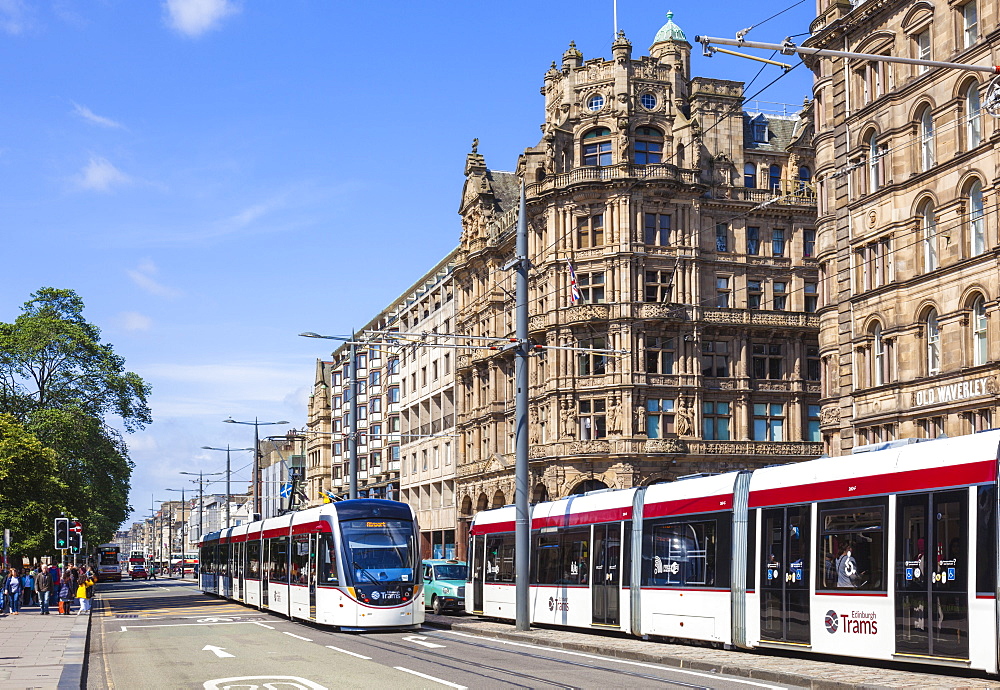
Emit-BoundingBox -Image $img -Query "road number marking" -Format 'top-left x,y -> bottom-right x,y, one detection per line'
325,645 -> 371,660
402,634 -> 445,649
394,667 -> 466,689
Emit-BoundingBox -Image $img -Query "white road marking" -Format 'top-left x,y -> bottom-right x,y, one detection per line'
203,676 -> 327,690
441,631 -> 790,689
325,645 -> 372,660
394,667 -> 466,689
119,621 -> 261,631
197,617 -> 234,622
402,634 -> 446,649
253,621 -> 275,629
202,645 -> 235,658
283,631 -> 313,641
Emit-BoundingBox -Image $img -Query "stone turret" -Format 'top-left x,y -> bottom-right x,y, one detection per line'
649,11 -> 691,108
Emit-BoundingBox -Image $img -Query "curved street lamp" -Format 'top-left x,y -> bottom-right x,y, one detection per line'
223,418 -> 289,517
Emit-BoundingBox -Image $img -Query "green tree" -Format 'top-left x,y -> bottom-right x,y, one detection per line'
0,414 -> 68,557
30,408 -> 133,545
0,287 -> 151,431
0,288 -> 151,548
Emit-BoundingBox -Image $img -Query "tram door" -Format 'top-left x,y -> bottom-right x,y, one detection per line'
592,523 -> 621,626
308,534 -> 317,620
895,490 -> 969,659
235,542 -> 244,601
760,505 -> 811,644
471,534 -> 485,613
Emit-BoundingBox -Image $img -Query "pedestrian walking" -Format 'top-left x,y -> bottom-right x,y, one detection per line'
75,569 -> 94,614
48,564 -> 61,611
149,564 -> 157,580
34,567 -> 52,614
5,568 -> 23,615
58,569 -> 74,614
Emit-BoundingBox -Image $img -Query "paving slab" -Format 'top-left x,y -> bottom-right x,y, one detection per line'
424,613 -> 1000,689
0,602 -> 91,690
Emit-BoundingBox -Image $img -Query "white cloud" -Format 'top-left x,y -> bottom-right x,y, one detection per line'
75,156 -> 132,192
164,0 -> 239,37
0,0 -> 30,35
127,259 -> 182,298
72,102 -> 124,129
119,311 -> 153,332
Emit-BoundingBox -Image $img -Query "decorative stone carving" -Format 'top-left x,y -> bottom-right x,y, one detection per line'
608,395 -> 625,434
560,400 -> 575,439
675,404 -> 693,437
645,438 -> 686,453
634,404 -> 647,435
820,404 -> 840,426
568,440 -> 611,454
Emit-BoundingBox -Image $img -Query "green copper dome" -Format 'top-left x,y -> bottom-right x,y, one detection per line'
653,11 -> 687,43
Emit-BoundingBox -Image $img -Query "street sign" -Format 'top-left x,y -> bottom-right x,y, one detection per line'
280,483 -> 292,498
68,519 -> 83,550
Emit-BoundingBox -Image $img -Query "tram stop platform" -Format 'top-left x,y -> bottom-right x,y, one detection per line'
0,604 -> 90,689
425,612 -> 1000,689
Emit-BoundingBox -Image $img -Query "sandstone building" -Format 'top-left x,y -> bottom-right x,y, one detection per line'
806,0 -> 999,452
453,15 -> 822,523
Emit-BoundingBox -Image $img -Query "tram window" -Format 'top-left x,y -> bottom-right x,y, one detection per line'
247,540 -> 261,578
977,485 -> 996,593
290,534 -> 310,585
318,535 -> 339,585
817,498 -> 886,591
268,536 -> 290,583
485,534 -> 515,583
219,543 -> 229,578
643,516 -> 725,588
532,529 -> 589,585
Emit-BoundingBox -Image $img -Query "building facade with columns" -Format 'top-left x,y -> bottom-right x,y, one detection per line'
453,14 -> 822,519
806,0 -> 1000,452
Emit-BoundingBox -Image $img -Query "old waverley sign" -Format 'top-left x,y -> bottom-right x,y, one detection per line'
911,376 -> 997,407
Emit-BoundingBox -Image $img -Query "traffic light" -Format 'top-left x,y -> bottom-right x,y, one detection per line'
54,518 -> 69,550
69,520 -> 83,550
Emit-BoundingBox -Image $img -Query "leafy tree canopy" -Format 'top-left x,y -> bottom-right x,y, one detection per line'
0,287 -> 151,432
0,414 -> 68,556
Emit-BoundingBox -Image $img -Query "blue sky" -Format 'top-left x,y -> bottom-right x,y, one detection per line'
0,0 -> 814,526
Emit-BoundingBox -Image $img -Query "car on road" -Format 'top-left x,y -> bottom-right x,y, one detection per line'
129,566 -> 149,580
422,559 -> 467,615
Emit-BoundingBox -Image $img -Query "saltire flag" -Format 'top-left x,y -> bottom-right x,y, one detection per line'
567,260 -> 583,303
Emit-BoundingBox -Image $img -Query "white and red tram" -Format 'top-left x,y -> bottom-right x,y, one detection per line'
200,499 -> 423,630
468,431 -> 1000,674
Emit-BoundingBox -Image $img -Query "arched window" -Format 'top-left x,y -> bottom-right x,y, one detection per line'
865,131 -> 880,193
582,127 -> 612,167
968,178 -> 985,255
919,106 -> 935,171
965,81 -> 982,149
769,164 -> 781,191
919,200 -> 937,271
634,126 -> 663,165
872,322 -> 887,386
744,162 -> 756,188
926,309 -> 941,375
973,296 -> 988,366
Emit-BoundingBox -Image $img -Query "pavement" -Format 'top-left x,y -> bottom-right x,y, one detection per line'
424,612 -> 1000,689
0,599 -> 90,690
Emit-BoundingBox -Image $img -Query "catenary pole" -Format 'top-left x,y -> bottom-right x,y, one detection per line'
349,333 -> 359,500
514,181 -> 530,631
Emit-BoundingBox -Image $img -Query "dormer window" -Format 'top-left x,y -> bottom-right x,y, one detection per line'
751,115 -> 768,143
582,127 -> 612,166
634,127 -> 663,164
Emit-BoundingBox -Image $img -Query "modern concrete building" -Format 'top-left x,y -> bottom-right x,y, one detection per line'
453,14 -> 821,518
806,0 -> 1000,452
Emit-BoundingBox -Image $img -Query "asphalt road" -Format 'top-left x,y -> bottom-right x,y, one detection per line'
86,579 -> 799,689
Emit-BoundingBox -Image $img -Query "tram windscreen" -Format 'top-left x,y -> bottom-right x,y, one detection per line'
341,519 -> 415,584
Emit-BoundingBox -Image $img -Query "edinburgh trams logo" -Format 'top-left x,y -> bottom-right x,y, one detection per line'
825,609 -> 878,635
548,596 -> 569,612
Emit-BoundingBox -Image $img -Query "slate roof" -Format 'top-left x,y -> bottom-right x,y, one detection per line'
489,170 -> 520,214
743,112 -> 802,152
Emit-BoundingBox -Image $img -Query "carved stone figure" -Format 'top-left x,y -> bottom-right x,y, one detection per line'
675,404 -> 693,437
561,400 -> 575,439
635,404 -> 647,435
608,396 -> 624,434
471,138 -> 479,153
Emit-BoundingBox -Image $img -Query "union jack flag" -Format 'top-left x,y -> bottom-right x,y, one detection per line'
566,260 -> 583,303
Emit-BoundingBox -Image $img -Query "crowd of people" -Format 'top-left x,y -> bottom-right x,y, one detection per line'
0,564 -> 97,616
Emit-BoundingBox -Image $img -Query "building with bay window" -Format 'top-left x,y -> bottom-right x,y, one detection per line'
806,0 -> 1000,452
453,14 -> 821,517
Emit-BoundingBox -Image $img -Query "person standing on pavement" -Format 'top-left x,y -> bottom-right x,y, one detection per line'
5,568 -> 23,615
34,568 -> 52,614
75,569 -> 94,614
22,569 -> 34,607
59,569 -> 74,614
48,564 -> 61,612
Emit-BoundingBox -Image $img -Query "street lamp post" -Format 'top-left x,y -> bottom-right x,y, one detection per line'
180,470 -> 224,551
201,445 -> 252,529
223,418 -> 289,518
165,488 -> 189,577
